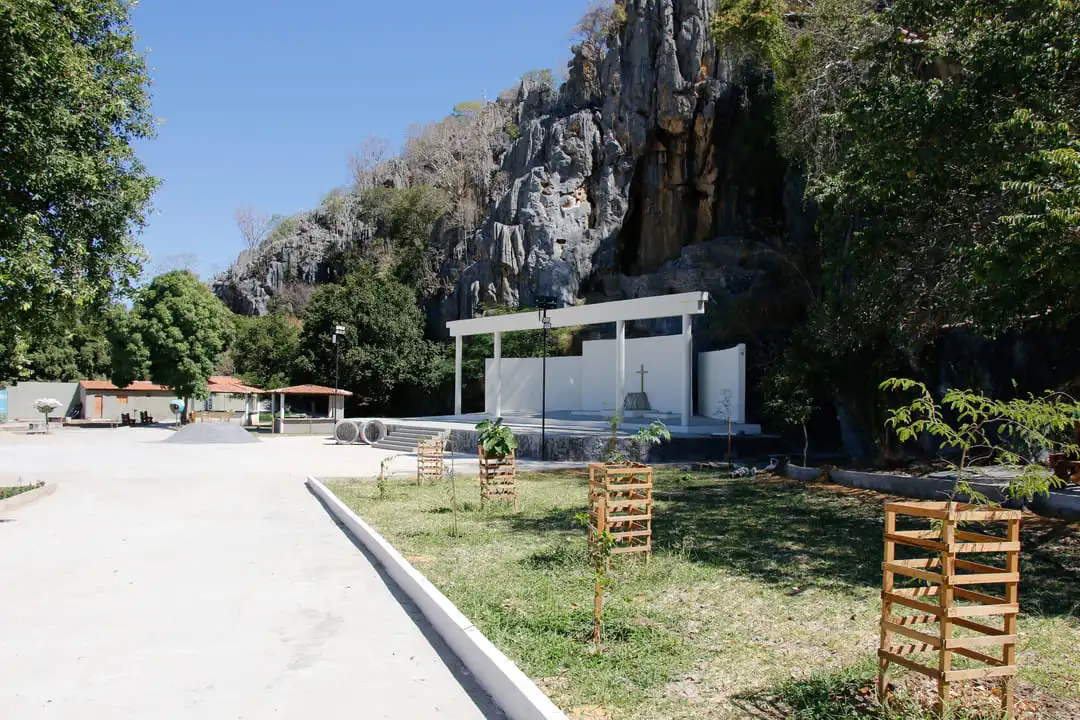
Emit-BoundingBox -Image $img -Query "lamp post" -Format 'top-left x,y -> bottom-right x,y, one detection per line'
333,325 -> 346,421
536,295 -> 557,461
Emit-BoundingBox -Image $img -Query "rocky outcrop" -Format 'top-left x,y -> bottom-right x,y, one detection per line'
434,0 -> 801,333
217,0 -> 805,338
212,194 -> 371,315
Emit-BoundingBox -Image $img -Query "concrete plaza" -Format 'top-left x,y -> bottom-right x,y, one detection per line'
0,428 -> 504,718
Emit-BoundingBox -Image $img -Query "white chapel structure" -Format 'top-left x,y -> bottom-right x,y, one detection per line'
446,292 -> 747,431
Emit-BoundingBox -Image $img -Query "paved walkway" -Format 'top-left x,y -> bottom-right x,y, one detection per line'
0,429 -> 503,718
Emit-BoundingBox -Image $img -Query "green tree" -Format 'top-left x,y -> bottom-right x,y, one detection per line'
451,100 -> 484,117
109,271 -> 234,400
21,317 -> 112,382
296,267 -> 444,412
0,0 -> 159,374
882,379 -> 1076,504
764,370 -> 816,467
232,312 -> 301,390
716,0 -> 1080,456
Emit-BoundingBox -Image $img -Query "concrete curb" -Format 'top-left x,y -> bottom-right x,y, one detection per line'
0,483 -> 56,514
779,465 -> 1077,520
306,477 -> 568,720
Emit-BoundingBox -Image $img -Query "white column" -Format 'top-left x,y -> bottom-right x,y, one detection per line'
614,319 -> 625,416
493,331 -> 502,418
454,335 -> 463,415
278,393 -> 285,433
681,314 -> 692,430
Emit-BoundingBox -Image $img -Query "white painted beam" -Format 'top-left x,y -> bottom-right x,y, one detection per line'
493,331 -> 502,418
614,320 -> 625,416
454,336 -> 463,415
446,292 -> 709,337
681,314 -> 692,430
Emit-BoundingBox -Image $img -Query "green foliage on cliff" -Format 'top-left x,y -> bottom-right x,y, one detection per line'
358,185 -> 449,293
0,0 -> 159,378
109,271 -> 235,400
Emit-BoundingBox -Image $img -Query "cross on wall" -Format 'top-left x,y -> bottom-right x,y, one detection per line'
636,364 -> 648,393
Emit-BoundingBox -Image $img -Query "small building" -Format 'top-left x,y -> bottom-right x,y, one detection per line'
78,380 -> 178,422
269,384 -> 352,435
0,381 -> 81,422
196,376 -> 264,425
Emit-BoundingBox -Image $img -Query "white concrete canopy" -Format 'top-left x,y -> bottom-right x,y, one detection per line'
446,291 -> 709,337
448,292 -> 709,429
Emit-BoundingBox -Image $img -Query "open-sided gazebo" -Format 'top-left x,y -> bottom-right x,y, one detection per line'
269,384 -> 353,434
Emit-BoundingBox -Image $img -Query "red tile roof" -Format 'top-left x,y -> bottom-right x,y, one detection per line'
79,380 -> 171,392
207,376 -> 263,394
80,377 -> 264,394
269,384 -> 353,396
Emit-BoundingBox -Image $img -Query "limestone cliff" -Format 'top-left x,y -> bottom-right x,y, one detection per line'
216,0 -> 807,347
435,0 -> 805,336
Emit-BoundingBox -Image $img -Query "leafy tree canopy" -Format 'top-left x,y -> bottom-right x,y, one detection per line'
295,267 -> 445,411
0,0 -> 158,372
715,0 -> 1080,455
20,316 -> 112,383
109,271 -> 234,399
232,312 -> 301,390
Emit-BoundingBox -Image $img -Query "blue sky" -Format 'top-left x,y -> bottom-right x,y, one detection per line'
132,0 -> 588,280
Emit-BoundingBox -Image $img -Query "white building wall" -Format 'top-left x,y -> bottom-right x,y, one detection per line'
580,336 -> 687,414
482,335 -> 691,415
697,344 -> 747,423
5,381 -> 80,420
484,356 -> 582,414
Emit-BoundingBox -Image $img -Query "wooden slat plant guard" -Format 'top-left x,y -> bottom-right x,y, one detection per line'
416,437 -> 445,485
588,462 -> 653,558
478,447 -> 518,511
878,501 -> 1021,718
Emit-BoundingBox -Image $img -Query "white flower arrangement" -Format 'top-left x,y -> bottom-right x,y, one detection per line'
33,398 -> 62,414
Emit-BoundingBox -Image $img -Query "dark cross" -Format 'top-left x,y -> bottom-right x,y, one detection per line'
636,364 -> 648,393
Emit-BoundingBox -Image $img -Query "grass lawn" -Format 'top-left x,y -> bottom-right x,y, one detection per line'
327,469 -> 1079,719
0,482 -> 44,500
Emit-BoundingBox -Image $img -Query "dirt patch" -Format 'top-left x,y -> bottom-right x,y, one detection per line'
891,674 -> 1080,720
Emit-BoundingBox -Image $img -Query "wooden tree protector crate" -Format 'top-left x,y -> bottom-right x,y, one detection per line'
588,462 -> 653,559
478,447 -> 518,511
878,501 -> 1022,718
416,438 -> 445,485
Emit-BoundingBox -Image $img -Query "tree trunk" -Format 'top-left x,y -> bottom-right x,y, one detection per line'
802,422 -> 809,467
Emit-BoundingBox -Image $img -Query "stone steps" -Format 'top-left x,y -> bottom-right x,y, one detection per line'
372,424 -> 446,453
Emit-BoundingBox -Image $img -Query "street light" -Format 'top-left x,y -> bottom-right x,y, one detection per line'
333,325 -> 346,421
536,295 -> 557,461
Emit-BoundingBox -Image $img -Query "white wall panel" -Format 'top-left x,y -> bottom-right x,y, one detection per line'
697,344 -> 747,423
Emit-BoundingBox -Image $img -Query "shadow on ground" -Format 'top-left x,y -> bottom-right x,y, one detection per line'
650,479 -> 1080,615
652,479 -> 885,590
732,660 -> 1080,720
495,473 -> 1080,616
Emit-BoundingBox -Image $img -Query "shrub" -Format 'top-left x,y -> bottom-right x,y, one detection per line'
476,418 -> 517,458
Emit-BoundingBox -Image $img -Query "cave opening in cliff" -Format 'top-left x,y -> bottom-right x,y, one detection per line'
618,155 -> 648,275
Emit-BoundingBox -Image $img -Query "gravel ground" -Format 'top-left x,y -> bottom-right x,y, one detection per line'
163,422 -> 260,444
